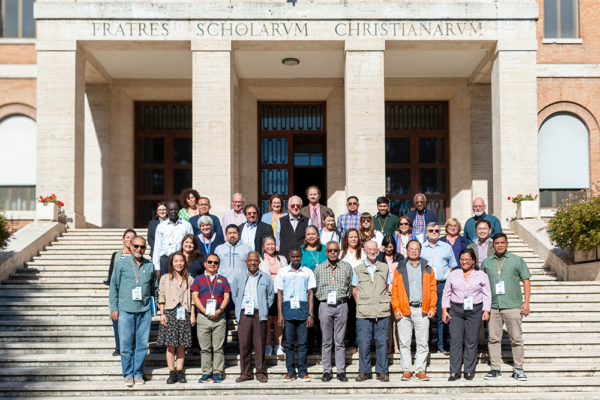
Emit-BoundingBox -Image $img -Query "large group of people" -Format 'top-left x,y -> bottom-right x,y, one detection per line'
107,187 -> 531,386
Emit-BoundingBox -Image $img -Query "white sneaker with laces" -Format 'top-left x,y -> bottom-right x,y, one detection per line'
275,345 -> 285,357
265,344 -> 273,356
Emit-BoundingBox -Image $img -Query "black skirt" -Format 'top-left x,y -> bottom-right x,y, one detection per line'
157,308 -> 192,348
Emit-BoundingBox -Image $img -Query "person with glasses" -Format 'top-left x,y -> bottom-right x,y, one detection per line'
373,196 -> 400,237
105,229 -> 137,356
275,246 -> 316,382
440,218 -> 470,266
481,233 -> 531,382
222,193 -> 247,236
463,197 -> 503,243
394,216 -> 418,258
188,197 -> 224,243
313,241 -> 353,382
258,236 -> 288,357
153,201 -> 194,282
337,196 -> 361,237
300,185 -> 333,230
442,248 -> 491,381
238,204 -> 274,252
405,193 -> 439,243
421,222 -> 458,354
191,254 -> 231,384
109,236 -> 157,387
392,240 -> 437,382
275,195 -> 312,262
194,216 -> 224,257
353,241 -> 392,383
148,202 -> 167,260
178,188 -> 201,222
158,251 -> 196,384
358,212 -> 384,249
261,195 -> 287,234
467,219 -> 495,269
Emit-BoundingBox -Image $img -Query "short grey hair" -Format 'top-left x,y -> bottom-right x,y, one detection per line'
414,193 -> 427,202
325,240 -> 339,249
232,193 -> 245,201
246,251 -> 261,260
288,195 -> 303,206
132,236 -> 146,244
426,222 -> 439,230
198,215 -> 213,229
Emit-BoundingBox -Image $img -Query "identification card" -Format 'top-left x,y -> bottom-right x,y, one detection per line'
176,305 -> 186,320
495,280 -> 506,295
132,286 -> 142,301
327,290 -> 337,305
244,301 -> 255,315
205,299 -> 217,316
416,233 -> 425,243
463,296 -> 473,310
290,295 -> 300,309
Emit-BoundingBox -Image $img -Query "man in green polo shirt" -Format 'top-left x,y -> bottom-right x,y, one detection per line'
481,232 -> 531,382
373,197 -> 400,237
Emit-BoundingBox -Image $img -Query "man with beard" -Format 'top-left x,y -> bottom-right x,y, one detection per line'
463,198 -> 503,243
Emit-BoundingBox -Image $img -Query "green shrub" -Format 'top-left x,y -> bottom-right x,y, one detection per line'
547,186 -> 600,253
0,212 -> 10,251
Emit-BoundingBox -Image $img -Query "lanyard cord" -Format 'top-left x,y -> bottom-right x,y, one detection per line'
130,257 -> 142,283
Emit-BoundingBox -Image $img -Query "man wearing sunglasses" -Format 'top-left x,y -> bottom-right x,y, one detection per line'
405,194 -> 439,243
313,241 -> 353,382
421,222 -> 457,354
109,236 -> 157,387
275,195 -> 311,262
337,196 -> 361,237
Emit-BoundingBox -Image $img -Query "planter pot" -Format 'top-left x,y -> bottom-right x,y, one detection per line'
575,248 -> 597,264
516,199 -> 539,219
36,202 -> 58,222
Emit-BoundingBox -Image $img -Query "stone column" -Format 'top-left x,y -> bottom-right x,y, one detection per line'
191,40 -> 233,218
84,84 -> 111,228
344,40 -> 386,213
491,43 -> 538,227
36,41 -> 86,228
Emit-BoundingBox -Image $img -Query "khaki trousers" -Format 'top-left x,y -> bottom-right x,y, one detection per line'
488,308 -> 524,371
196,312 -> 227,374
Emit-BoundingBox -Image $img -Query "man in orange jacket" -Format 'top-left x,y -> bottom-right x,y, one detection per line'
391,240 -> 437,381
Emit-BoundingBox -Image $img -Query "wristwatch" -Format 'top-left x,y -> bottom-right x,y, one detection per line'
308,313 -> 314,317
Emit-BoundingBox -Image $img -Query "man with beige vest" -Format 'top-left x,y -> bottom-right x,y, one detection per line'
351,240 -> 392,382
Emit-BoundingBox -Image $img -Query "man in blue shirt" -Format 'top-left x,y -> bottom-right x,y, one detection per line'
463,197 -> 503,243
274,246 -> 316,382
421,222 -> 457,354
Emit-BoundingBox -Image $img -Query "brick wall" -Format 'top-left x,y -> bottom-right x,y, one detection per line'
537,0 -> 600,64
0,44 -> 36,65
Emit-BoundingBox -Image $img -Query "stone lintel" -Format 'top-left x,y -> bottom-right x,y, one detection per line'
191,39 -> 231,52
345,39 -> 385,52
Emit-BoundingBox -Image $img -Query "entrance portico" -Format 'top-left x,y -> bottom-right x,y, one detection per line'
33,1 -> 539,229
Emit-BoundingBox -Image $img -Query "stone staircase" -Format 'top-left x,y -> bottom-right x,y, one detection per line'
0,228 -> 599,398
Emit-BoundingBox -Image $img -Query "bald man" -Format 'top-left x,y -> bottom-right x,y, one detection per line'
463,198 -> 503,243
275,195 -> 312,262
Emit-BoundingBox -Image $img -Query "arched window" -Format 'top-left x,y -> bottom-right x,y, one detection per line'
539,112 -> 589,211
0,115 -> 37,211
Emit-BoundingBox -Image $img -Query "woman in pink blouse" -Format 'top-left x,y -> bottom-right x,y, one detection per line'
442,248 -> 491,381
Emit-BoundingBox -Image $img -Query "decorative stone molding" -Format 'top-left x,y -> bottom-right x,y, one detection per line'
0,103 -> 37,123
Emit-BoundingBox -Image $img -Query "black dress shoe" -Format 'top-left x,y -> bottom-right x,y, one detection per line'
355,373 -> 369,382
464,373 -> 474,381
448,373 -> 461,381
337,372 -> 348,382
321,372 -> 331,382
177,370 -> 187,384
167,370 -> 178,384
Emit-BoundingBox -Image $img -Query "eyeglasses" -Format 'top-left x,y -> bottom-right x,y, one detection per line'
427,229 -> 440,233
132,244 -> 147,249
415,201 -> 425,204
207,260 -> 220,265
399,222 -> 409,226
459,259 -> 473,264
347,202 -> 358,206
289,204 -> 301,208
326,249 -> 340,253
199,203 -> 210,207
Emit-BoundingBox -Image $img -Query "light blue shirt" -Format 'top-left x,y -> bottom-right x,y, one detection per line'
275,215 -> 312,248
240,221 -> 258,251
421,240 -> 458,281
213,241 -> 253,282
274,265 -> 317,321
241,271 -> 259,309
351,260 -> 392,286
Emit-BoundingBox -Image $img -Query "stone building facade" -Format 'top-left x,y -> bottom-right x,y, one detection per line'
0,0 -> 596,229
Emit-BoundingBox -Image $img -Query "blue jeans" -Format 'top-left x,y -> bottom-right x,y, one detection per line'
112,318 -> 120,352
430,281 -> 447,350
285,319 -> 308,377
356,317 -> 389,374
118,308 -> 152,378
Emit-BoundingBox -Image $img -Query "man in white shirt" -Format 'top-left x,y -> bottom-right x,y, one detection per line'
152,201 -> 193,280
222,193 -> 247,236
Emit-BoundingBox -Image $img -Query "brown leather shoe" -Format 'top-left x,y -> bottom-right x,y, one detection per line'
235,375 -> 253,383
377,373 -> 389,382
401,371 -> 413,381
256,374 -> 268,383
355,372 -> 369,382
416,371 -> 430,381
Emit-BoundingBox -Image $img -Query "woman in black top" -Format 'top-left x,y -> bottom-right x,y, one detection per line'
148,202 -> 168,259
161,234 -> 205,278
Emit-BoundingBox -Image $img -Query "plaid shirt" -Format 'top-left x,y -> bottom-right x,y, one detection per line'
337,211 -> 361,236
413,212 -> 426,235
314,259 -> 354,302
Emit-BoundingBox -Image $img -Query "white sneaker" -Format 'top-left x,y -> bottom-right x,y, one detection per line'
275,345 -> 285,357
265,344 -> 273,356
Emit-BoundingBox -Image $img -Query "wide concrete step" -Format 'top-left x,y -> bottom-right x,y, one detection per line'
0,376 -> 598,396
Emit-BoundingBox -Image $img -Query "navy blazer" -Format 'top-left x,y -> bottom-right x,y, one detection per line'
440,235 -> 469,265
405,208 -> 439,227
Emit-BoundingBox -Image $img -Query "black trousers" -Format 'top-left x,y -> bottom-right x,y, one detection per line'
449,302 -> 483,374
307,298 -> 322,354
345,296 -> 357,346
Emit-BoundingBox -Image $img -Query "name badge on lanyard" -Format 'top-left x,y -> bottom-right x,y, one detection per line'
463,296 -> 473,310
132,286 -> 142,301
130,258 -> 143,301
205,299 -> 217,316
290,294 -> 300,309
245,301 -> 255,315
176,305 -> 186,320
327,290 -> 337,305
495,280 -> 506,295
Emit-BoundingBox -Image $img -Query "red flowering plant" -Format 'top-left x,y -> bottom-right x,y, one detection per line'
508,194 -> 538,206
38,194 -> 65,208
